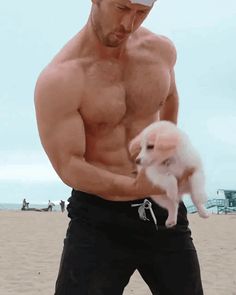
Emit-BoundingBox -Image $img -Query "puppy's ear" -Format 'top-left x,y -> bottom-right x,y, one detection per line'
155,132 -> 179,151
129,134 -> 142,158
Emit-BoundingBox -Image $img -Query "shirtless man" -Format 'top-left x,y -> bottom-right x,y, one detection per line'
34,0 -> 204,294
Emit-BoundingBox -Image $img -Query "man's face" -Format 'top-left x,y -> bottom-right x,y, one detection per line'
91,0 -> 153,47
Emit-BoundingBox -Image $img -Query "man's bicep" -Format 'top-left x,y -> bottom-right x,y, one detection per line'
159,91 -> 179,124
38,107 -> 86,175
159,70 -> 179,124
34,72 -> 85,177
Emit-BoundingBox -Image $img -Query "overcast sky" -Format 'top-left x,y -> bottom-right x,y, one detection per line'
0,0 -> 236,203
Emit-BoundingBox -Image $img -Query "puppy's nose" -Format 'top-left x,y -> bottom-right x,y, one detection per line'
135,158 -> 141,165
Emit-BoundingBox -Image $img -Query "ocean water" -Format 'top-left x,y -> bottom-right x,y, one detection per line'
0,203 -> 62,211
0,200 -> 219,213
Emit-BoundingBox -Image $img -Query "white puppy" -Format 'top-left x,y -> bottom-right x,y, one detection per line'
129,120 -> 209,228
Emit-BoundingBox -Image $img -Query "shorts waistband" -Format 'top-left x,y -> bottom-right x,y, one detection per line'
68,189 -> 151,210
67,189 -> 189,231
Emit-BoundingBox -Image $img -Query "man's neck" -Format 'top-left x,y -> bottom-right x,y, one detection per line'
79,18 -> 128,60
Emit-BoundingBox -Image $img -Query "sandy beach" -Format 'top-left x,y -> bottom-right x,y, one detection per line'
0,210 -> 235,295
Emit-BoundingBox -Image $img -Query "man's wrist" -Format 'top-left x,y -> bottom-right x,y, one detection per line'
112,175 -> 137,197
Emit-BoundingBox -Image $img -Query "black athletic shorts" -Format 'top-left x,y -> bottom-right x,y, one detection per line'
54,190 -> 204,295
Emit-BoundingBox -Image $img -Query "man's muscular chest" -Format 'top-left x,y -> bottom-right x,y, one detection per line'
80,59 -> 171,127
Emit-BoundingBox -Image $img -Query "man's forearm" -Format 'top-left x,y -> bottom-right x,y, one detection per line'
59,156 -> 163,201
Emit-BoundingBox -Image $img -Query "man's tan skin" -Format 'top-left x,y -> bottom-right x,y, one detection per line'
34,1 -> 204,294
35,0 -> 189,202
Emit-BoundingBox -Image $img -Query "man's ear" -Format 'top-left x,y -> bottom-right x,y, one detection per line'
129,134 -> 142,158
155,132 -> 179,151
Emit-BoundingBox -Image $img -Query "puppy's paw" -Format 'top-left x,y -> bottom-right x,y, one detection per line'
197,204 -> 210,218
165,218 -> 177,228
198,209 -> 210,219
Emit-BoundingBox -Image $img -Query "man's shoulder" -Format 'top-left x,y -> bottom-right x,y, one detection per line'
133,28 -> 177,66
35,60 -> 84,105
136,27 -> 171,42
37,60 -> 84,89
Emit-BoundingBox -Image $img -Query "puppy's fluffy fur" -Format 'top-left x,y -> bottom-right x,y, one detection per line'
129,120 -> 209,228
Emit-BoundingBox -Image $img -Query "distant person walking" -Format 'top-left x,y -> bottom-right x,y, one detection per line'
59,200 -> 65,213
48,200 -> 55,212
21,198 -> 29,210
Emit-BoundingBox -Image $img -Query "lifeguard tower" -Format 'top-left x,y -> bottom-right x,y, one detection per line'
186,189 -> 236,214
216,189 -> 236,214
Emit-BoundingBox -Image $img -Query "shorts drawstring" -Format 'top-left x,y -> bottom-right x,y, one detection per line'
131,199 -> 158,231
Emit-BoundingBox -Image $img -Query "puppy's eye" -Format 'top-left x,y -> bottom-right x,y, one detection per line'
146,144 -> 154,150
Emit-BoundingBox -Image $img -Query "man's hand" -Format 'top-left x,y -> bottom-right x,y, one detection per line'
177,167 -> 195,188
133,168 -> 165,196
134,166 -> 195,198
103,167 -> 194,202
129,134 -> 142,160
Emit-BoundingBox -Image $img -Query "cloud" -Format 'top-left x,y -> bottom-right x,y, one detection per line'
206,115 -> 236,147
0,164 -> 59,182
0,151 -> 59,182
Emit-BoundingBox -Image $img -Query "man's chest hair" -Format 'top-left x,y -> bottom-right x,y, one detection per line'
80,57 -> 171,126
